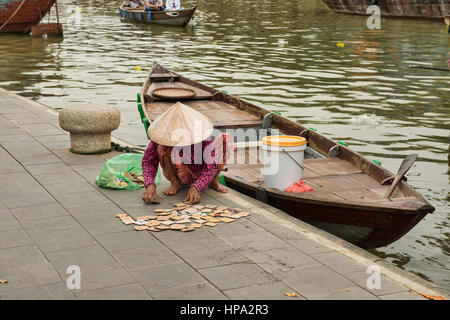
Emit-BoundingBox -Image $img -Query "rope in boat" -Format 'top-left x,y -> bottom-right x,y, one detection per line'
0,0 -> 28,32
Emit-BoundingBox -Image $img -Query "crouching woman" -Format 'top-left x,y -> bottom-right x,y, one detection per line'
142,102 -> 233,205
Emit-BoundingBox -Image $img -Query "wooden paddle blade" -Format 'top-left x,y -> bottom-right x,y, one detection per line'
384,154 -> 418,199
398,154 -> 418,176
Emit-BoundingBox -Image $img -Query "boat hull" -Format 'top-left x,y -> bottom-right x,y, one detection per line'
321,0 -> 449,20
225,177 -> 429,248
118,6 -> 196,26
0,0 -> 56,33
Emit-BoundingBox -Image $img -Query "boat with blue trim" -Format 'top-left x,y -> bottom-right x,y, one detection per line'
118,2 -> 196,27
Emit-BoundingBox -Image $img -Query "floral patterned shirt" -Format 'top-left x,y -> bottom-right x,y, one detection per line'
142,138 -> 219,192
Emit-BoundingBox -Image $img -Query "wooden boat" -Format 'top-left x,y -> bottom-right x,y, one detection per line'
139,62 -> 435,249
118,2 -> 196,27
0,0 -> 56,33
321,0 -> 449,20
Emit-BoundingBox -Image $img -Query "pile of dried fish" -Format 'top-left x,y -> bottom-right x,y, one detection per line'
116,203 -> 251,233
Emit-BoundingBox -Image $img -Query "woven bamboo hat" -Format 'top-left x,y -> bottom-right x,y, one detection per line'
148,102 -> 213,147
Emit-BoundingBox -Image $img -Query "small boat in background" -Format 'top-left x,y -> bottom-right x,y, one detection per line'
137,62 -> 435,249
118,2 -> 196,27
0,0 -> 57,34
322,0 -> 449,20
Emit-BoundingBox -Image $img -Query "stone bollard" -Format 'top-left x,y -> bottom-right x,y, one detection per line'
59,105 -> 120,154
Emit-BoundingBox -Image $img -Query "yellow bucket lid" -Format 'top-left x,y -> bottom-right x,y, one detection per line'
262,135 -> 306,147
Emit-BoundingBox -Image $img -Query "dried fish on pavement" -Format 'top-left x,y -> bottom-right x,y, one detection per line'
121,218 -> 135,225
145,220 -> 161,227
204,222 -> 217,227
170,224 -> 186,230
134,225 -> 150,231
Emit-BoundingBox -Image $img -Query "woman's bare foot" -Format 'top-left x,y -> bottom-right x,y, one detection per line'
210,179 -> 229,193
163,180 -> 181,195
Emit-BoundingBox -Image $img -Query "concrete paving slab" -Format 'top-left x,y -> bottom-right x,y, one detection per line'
0,282 -> 76,300
0,246 -> 62,293
223,281 -> 305,300
176,244 -> 250,269
0,228 -> 34,250
94,230 -> 163,252
0,210 -> 22,232
27,225 -> 97,253
379,291 -> 427,300
243,247 -> 321,277
199,263 -> 277,291
152,228 -> 229,252
74,283 -> 152,300
306,286 -> 380,300
130,262 -> 207,293
217,231 -> 291,253
53,190 -> 113,209
343,270 -> 410,296
150,282 -> 227,300
46,245 -> 135,292
11,203 -> 70,221
288,237 -> 334,255
25,162 -> 74,176
311,251 -> 368,274
278,265 -> 358,299
111,246 -> 182,271
13,153 -> 62,166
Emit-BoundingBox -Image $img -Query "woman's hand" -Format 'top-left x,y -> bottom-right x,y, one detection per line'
142,184 -> 158,204
184,186 -> 201,204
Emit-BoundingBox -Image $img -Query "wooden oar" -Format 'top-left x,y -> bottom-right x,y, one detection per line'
409,65 -> 449,72
384,154 -> 418,199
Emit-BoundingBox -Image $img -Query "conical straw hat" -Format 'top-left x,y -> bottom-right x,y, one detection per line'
148,102 -> 213,147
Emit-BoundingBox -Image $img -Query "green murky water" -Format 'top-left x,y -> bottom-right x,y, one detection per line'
0,0 -> 448,290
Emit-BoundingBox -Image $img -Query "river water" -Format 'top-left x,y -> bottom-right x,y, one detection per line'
0,0 -> 448,290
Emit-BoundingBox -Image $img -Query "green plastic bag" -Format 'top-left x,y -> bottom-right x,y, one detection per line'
95,154 -> 161,190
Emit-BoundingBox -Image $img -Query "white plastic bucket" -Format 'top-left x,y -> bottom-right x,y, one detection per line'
261,135 -> 307,191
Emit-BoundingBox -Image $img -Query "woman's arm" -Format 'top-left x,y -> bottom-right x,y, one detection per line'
142,141 -> 160,188
191,139 -> 219,192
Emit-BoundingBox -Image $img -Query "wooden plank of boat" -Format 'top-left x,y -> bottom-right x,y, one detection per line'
118,2 -> 196,27
0,0 -> 56,34
139,62 -> 435,249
